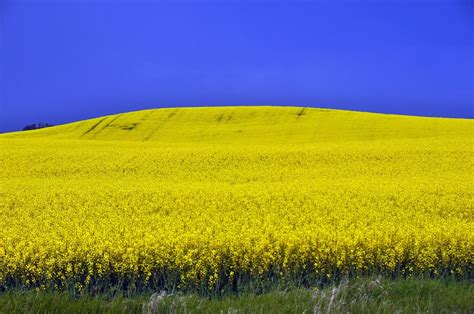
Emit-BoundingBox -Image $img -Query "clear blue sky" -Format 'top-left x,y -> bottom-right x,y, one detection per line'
1,0 -> 473,132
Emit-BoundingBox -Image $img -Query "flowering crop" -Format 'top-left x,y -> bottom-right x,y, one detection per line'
0,107 -> 472,292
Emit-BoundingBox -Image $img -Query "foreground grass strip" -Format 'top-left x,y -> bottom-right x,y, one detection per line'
0,277 -> 472,313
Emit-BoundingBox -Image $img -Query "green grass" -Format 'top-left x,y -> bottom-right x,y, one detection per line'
1,277 -> 472,313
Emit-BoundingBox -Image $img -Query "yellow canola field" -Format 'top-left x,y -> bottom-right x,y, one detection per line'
0,107 -> 473,291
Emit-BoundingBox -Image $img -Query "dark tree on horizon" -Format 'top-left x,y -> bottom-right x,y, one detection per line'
22,123 -> 54,131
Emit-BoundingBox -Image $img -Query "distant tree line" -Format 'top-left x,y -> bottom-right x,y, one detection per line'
22,123 -> 54,131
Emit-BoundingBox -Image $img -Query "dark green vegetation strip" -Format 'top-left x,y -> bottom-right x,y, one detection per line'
1,277 -> 472,313
81,117 -> 108,136
99,114 -> 123,131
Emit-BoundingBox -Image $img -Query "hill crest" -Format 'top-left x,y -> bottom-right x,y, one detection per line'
1,106 -> 472,143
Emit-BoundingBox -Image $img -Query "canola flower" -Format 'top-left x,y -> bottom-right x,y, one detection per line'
0,107 -> 472,292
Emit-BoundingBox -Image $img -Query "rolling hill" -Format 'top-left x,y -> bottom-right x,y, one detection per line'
2,106 -> 472,143
0,106 -> 472,300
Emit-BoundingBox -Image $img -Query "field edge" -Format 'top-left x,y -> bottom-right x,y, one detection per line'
0,276 -> 472,313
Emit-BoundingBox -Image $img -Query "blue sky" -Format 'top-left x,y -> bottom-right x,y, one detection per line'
0,0 -> 472,132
